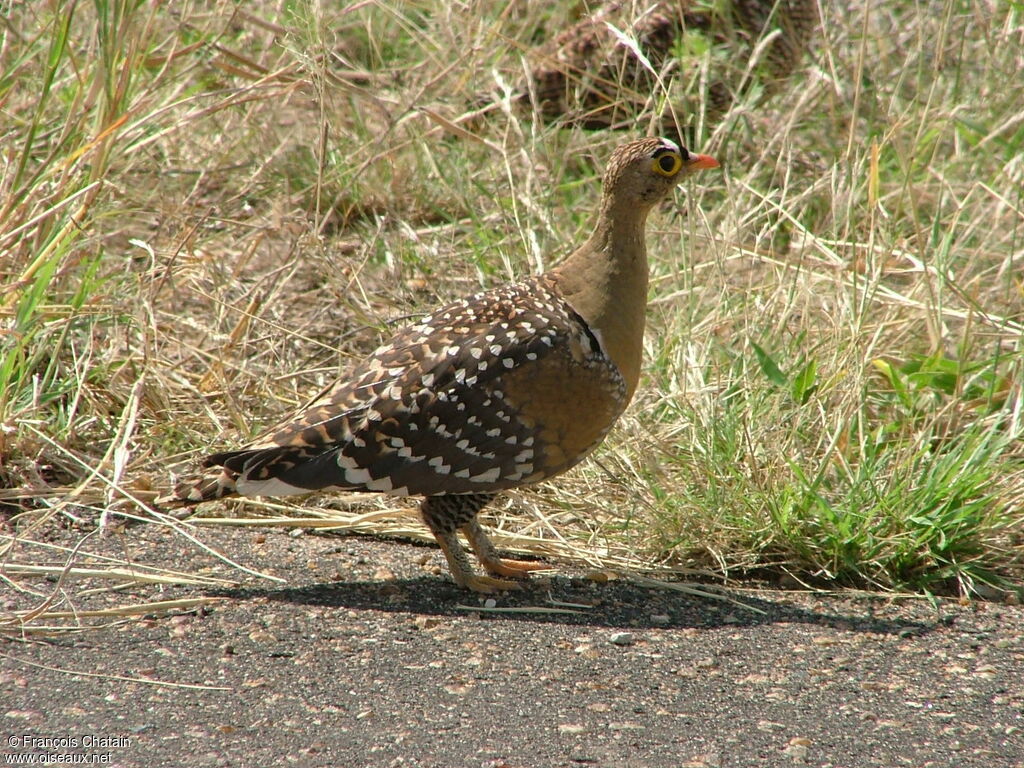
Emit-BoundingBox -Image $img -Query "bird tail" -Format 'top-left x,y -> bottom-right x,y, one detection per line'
154,466 -> 239,508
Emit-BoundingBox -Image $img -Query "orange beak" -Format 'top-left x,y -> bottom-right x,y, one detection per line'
687,153 -> 720,171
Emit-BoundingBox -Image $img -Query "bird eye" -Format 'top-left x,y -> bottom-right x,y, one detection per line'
652,151 -> 682,177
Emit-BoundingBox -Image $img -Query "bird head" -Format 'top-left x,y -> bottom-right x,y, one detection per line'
603,137 -> 719,208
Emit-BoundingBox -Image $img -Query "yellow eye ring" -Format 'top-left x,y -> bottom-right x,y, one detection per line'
652,151 -> 683,177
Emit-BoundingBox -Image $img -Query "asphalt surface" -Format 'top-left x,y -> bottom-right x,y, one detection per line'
2,523 -> 1022,767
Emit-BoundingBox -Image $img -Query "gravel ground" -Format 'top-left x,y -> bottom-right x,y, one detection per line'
2,524 -> 1022,767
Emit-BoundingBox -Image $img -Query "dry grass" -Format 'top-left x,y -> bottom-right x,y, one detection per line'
2,0 -> 1023,624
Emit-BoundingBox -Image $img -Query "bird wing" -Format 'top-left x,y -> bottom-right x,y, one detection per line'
204,276 -> 612,498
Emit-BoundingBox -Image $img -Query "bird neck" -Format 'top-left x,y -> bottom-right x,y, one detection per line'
550,200 -> 652,398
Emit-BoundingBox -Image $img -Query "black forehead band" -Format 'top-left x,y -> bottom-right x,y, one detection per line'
652,145 -> 688,159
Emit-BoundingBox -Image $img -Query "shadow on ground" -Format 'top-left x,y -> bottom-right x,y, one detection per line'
214,574 -> 941,636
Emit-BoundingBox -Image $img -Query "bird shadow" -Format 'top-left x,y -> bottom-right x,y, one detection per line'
214,574 -> 942,637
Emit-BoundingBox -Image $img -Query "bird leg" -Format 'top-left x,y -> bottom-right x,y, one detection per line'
461,518 -> 551,580
431,528 -> 523,594
421,494 -> 521,593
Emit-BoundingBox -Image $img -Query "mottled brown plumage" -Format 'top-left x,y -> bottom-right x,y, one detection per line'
518,0 -> 818,137
164,137 -> 720,592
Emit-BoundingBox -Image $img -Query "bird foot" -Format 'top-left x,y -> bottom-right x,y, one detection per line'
479,557 -> 551,579
459,518 -> 551,582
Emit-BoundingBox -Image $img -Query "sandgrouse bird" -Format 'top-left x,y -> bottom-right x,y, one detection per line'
166,137 -> 719,592
516,0 -> 817,137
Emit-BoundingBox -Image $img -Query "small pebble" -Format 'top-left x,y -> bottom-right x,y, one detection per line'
484,598 -> 497,609
609,631 -> 634,646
